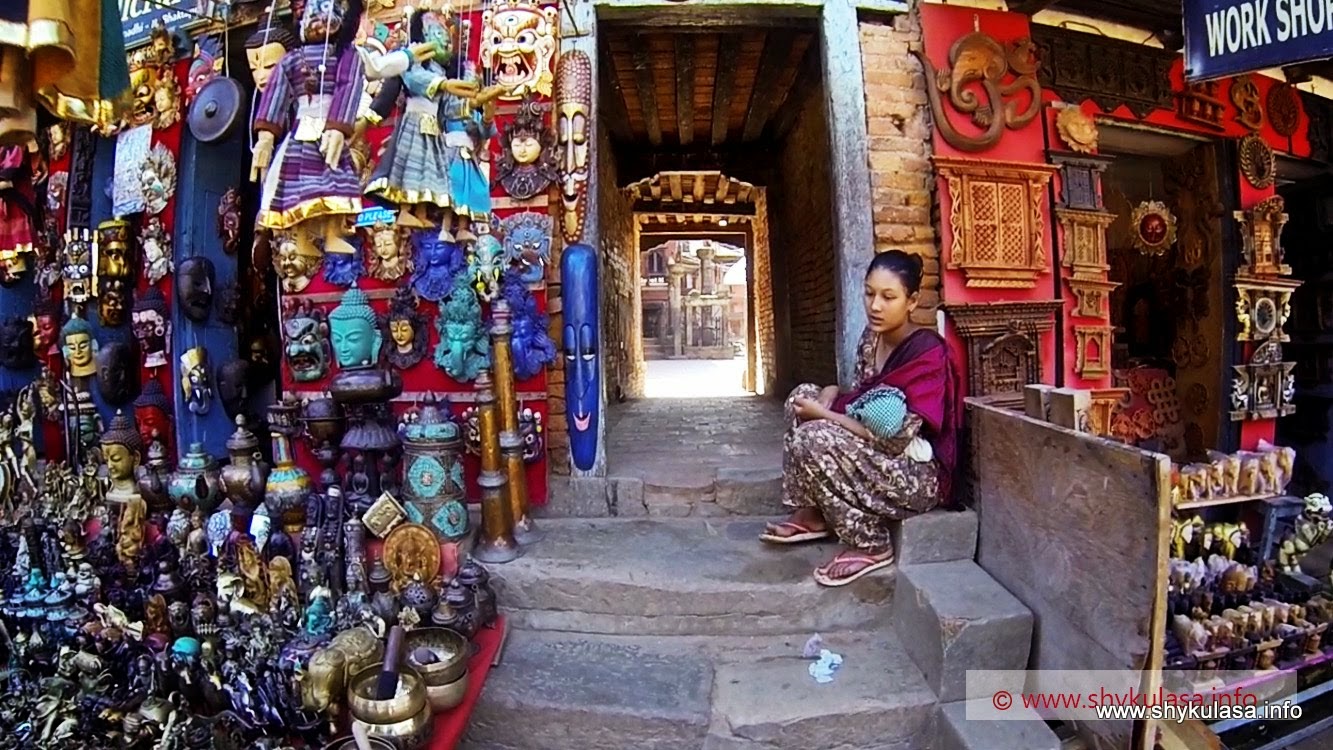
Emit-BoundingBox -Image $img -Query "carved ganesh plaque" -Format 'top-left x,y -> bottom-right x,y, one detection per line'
936,157 -> 1059,289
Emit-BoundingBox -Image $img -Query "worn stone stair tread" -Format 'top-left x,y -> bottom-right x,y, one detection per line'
938,701 -> 1061,750
492,517 -> 893,635
464,630 -> 937,750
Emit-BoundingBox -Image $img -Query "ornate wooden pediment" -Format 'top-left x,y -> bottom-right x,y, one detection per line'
1056,207 -> 1116,277
1049,153 -> 1114,211
935,157 -> 1059,289
1067,276 -> 1120,319
1031,25 -> 1176,118
945,300 -> 1062,397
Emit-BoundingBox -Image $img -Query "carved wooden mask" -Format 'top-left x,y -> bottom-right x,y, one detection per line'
555,50 -> 592,245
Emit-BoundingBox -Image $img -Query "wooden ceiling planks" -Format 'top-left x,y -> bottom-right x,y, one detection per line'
626,171 -> 759,210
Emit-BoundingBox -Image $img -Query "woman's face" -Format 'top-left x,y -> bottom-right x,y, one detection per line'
863,268 -> 916,334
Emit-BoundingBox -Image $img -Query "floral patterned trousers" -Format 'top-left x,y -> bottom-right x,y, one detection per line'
782,383 -> 941,555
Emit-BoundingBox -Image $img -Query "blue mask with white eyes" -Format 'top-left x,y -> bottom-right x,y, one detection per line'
561,243 -> 599,471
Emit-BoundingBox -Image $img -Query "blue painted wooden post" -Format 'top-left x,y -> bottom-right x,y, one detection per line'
171,125 -> 245,459
85,135 -> 136,423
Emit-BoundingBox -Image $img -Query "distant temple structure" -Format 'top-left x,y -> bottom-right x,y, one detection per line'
640,240 -> 745,360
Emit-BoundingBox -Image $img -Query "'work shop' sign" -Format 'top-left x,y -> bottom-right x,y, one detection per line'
1185,0 -> 1333,80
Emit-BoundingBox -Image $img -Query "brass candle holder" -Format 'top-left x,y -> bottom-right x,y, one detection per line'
472,369 -> 521,563
489,300 -> 543,545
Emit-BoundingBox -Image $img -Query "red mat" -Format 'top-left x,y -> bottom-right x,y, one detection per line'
426,615 -> 507,750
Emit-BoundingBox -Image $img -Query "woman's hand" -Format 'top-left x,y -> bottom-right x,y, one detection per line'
817,385 -> 840,408
793,396 -> 831,422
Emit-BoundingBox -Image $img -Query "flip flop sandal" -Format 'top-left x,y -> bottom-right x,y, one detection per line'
758,521 -> 832,545
813,553 -> 895,587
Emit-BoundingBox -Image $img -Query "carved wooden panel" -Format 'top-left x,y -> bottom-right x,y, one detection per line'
945,300 -> 1062,397
1235,196 -> 1290,277
1090,387 -> 1130,439
1050,153 -> 1113,211
1177,81 -> 1226,130
936,157 -> 1059,289
1234,278 -> 1301,343
1229,342 -> 1297,421
1057,207 -> 1116,277
1032,25 -> 1176,118
1067,276 -> 1120,319
1075,325 -> 1113,379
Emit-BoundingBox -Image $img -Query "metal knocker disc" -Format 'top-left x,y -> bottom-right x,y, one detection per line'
188,77 -> 245,143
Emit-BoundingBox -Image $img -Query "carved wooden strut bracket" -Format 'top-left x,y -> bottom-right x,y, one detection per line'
944,300 -> 1062,397
935,157 -> 1059,289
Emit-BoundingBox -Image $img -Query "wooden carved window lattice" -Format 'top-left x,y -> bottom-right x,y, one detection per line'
936,157 -> 1059,289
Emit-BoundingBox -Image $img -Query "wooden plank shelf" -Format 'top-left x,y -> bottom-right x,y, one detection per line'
1174,493 -> 1283,511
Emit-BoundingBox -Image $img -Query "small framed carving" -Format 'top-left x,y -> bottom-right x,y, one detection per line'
1235,196 -> 1290,276
935,157 -> 1060,289
1066,276 -> 1120,318
1230,341 -> 1297,421
1130,200 -> 1177,256
1231,75 -> 1265,131
1050,153 -> 1113,211
1055,106 -> 1098,154
1234,278 -> 1300,342
1074,325 -> 1112,379
1239,134 -> 1276,189
1056,207 -> 1116,277
1089,387 -> 1129,438
1177,81 -> 1226,130
1267,83 -> 1302,137
944,300 -> 1062,397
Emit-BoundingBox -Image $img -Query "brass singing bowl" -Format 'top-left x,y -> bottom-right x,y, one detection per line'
404,627 -> 469,686
352,703 -> 435,750
322,736 -> 398,750
347,664 -> 428,725
423,670 -> 469,712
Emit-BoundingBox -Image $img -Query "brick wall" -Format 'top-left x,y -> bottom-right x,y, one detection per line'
752,188 -> 776,395
770,83 -> 838,391
859,13 -> 939,324
597,126 -> 640,402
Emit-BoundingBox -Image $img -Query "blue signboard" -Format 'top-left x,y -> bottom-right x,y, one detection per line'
121,0 -> 215,49
1184,0 -> 1333,81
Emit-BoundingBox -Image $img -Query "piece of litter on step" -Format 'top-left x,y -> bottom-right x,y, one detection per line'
808,648 -> 843,684
802,634 -> 824,659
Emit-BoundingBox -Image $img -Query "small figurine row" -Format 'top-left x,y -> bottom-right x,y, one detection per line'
1171,441 -> 1295,506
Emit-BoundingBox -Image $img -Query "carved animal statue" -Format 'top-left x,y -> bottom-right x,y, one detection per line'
909,31 -> 1041,153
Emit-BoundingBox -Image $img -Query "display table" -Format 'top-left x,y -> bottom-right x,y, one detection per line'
427,615 -> 506,749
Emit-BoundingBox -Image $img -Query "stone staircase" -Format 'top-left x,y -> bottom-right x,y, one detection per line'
461,483 -> 1063,750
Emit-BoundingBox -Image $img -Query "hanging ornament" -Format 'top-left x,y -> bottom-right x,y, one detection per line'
1239,133 -> 1276,189
1130,200 -> 1177,256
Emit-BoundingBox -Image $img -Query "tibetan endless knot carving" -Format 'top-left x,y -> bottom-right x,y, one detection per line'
1032,25 -> 1175,118
944,300 -> 1061,397
1267,83 -> 1302,137
935,157 -> 1058,289
909,30 -> 1041,153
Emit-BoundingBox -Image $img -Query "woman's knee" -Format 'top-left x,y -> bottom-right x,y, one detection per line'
789,420 -> 839,461
784,382 -> 822,412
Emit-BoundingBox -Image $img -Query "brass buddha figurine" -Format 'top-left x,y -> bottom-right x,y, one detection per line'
101,410 -> 146,507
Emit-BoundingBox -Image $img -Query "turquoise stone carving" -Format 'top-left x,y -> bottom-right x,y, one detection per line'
401,395 -> 468,541
328,284 -> 382,368
434,273 -> 490,382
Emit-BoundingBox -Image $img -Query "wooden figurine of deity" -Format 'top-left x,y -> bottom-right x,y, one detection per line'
383,287 -> 428,371
251,0 -> 365,258
365,221 -> 410,282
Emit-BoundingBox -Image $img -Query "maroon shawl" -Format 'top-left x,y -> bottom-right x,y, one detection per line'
832,328 -> 963,505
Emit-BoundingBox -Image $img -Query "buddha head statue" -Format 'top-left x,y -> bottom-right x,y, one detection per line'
0,317 -> 37,371
367,222 -> 410,282
282,299 -> 331,383
497,96 -> 558,201
60,315 -> 98,378
245,10 -> 298,92
96,341 -> 140,406
31,299 -> 61,359
180,347 -> 213,415
101,410 -> 145,485
383,287 -> 428,371
132,287 -> 171,369
328,285 -> 381,369
134,379 -> 173,457
177,256 -> 215,323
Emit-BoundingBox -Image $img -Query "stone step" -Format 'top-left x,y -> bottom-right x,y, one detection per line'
462,629 -> 938,750
938,701 -> 1062,750
491,517 -> 894,636
546,470 -> 785,518
893,560 -> 1035,703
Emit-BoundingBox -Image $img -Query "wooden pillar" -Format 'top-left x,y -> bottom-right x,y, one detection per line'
822,0 -> 875,388
669,268 -> 684,356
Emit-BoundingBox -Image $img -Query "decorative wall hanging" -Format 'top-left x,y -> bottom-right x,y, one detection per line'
910,29 -> 1040,153
1074,325 -> 1112,379
31,300 -> 60,360
217,360 -> 251,421
0,318 -> 36,371
383,287 -> 429,371
1056,207 -> 1116,276
411,230 -> 465,302
132,287 -> 171,369
1176,81 -> 1226,130
125,24 -> 183,131
1267,83 -> 1302,137
1051,153 -> 1113,211
1234,280 -> 1299,343
177,256 -> 216,323
561,243 -> 600,471
500,211 -> 552,284
96,342 -> 139,406
1229,341 -> 1296,421
434,273 -> 491,382
502,270 -> 557,380
1055,106 -> 1098,154
944,300 -> 1061,398
1067,276 -> 1120,319
323,242 -> 363,287
1235,196 -> 1290,276
272,229 -> 324,293
1239,134 -> 1276,189
1032,25 -> 1176,118
934,157 -> 1058,288
218,188 -> 242,255
186,35 -> 224,105
1089,388 -> 1130,439
365,222 -> 410,283
140,143 -> 177,215
555,50 -> 592,245
216,280 -> 241,327
95,219 -> 135,327
60,315 -> 98,379
1230,75 -> 1264,131
139,216 -> 173,284
1129,200 -> 1177,256
497,96 -> 559,200
181,347 -> 214,416
1302,89 -> 1333,162
61,228 -> 95,304
282,300 -> 332,383
469,234 -> 505,301
480,0 -> 559,100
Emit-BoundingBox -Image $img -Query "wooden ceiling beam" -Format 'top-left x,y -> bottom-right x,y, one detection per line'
1006,0 -> 1059,14
675,36 -> 696,146
632,199 -> 755,215
766,37 -> 819,143
614,142 -> 774,185
742,29 -> 797,143
599,39 -> 635,144
632,39 -> 664,146
668,172 -> 684,202
693,174 -> 708,202
711,33 -> 741,146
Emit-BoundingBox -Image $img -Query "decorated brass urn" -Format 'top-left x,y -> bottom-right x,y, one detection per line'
168,442 -> 223,515
401,395 -> 468,541
222,415 -> 271,529
266,400 -> 312,533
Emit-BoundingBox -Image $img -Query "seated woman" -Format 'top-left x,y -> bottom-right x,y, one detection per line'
760,250 -> 960,587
